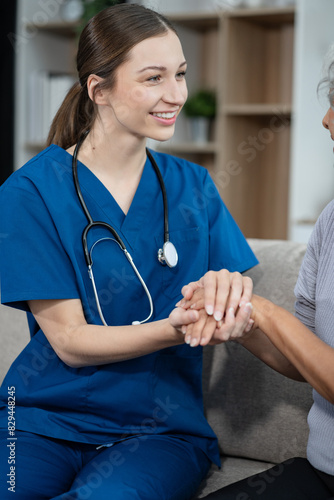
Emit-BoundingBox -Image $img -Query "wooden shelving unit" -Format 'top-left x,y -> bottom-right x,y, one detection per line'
165,6 -> 295,239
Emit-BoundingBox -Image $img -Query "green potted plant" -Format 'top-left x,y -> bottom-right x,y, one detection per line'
183,89 -> 216,143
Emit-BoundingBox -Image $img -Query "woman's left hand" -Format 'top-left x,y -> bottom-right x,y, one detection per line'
177,270 -> 253,321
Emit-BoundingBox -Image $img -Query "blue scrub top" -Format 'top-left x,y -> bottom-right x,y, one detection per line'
0,146 -> 258,466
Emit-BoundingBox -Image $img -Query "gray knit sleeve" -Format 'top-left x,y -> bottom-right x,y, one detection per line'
294,200 -> 334,333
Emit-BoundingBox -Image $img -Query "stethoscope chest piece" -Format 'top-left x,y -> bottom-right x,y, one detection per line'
158,241 -> 178,268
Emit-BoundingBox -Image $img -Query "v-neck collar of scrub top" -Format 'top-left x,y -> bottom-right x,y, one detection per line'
54,145 -> 160,250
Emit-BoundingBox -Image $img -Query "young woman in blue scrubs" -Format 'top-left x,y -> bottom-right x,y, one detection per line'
0,4 -> 257,499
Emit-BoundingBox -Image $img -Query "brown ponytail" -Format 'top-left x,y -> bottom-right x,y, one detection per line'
46,4 -> 177,150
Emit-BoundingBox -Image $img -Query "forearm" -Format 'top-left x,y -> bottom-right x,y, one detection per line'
28,299 -> 185,368
248,295 -> 334,403
59,319 -> 183,367
237,323 -> 305,382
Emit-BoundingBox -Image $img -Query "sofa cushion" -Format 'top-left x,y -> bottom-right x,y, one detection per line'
196,456 -> 274,498
0,304 -> 29,383
202,239 -> 314,464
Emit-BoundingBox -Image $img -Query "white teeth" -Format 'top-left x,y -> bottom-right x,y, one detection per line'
152,112 -> 176,119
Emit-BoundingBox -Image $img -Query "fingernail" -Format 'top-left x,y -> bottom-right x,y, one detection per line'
228,307 -> 235,316
190,339 -> 197,347
206,305 -> 214,316
214,311 -> 222,322
245,319 -> 254,333
185,336 -> 191,345
181,327 -> 187,335
175,300 -> 181,307
245,302 -> 253,312
190,303 -> 196,309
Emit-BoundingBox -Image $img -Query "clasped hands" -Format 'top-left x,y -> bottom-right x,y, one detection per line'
169,270 -> 254,347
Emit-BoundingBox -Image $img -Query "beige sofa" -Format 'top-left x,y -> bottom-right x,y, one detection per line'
0,239 -> 313,497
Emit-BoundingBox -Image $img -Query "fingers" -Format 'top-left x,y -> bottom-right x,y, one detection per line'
184,310 -> 217,347
169,307 -> 199,333
204,269 -> 232,321
175,271 -> 254,347
175,302 -> 254,349
213,302 -> 253,343
221,272 -> 244,314
179,280 -> 202,303
181,272 -> 253,321
238,276 -> 253,308
177,287 -> 205,311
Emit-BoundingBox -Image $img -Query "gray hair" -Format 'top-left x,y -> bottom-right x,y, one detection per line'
318,44 -> 334,109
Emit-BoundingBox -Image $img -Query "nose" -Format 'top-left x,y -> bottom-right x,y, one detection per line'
162,79 -> 187,106
322,108 -> 330,129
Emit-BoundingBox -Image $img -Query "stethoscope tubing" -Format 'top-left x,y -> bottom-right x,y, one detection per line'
72,131 -> 175,325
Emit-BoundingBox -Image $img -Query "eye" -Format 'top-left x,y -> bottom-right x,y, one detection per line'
176,71 -> 187,80
147,75 -> 162,83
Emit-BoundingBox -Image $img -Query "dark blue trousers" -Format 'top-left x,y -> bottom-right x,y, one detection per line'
0,429 -> 210,499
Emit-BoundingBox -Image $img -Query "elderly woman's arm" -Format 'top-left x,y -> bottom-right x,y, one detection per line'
242,294 -> 334,405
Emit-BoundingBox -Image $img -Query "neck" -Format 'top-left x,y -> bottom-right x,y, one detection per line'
77,123 -> 148,180
72,122 -> 149,216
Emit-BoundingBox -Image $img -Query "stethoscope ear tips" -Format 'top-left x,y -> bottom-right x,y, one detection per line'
157,241 -> 178,268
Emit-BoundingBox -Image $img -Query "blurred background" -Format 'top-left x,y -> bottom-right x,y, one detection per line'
2,0 -> 334,243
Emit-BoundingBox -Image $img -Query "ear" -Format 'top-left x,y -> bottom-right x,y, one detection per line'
87,74 -> 109,105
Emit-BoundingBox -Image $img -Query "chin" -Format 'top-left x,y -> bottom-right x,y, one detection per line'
149,130 -> 175,143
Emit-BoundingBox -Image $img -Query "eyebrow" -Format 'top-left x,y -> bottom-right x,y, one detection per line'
137,61 -> 187,73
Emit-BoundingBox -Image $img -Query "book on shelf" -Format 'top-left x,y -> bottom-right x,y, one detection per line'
28,72 -> 76,145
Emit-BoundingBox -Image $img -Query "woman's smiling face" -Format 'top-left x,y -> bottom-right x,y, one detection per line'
100,30 -> 188,143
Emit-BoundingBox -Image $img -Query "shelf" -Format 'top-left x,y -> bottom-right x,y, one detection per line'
157,142 -> 218,154
228,6 -> 295,24
167,6 -> 294,28
24,21 -> 79,37
224,103 -> 292,116
167,11 -> 220,30
25,142 -> 46,150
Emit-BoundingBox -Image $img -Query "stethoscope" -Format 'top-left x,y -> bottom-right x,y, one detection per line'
72,131 -> 178,326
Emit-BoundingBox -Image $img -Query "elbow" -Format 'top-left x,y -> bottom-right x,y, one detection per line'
51,325 -> 88,369
324,389 -> 334,406
54,347 -> 86,369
